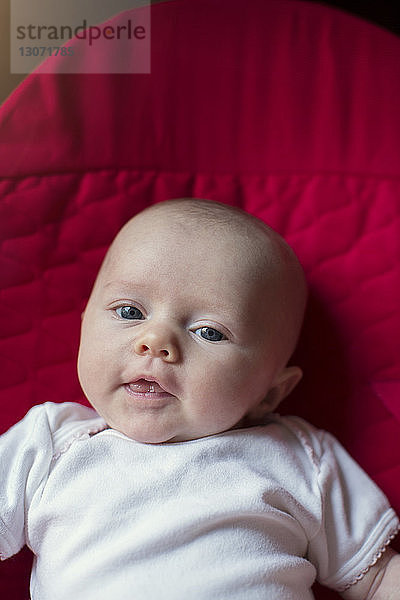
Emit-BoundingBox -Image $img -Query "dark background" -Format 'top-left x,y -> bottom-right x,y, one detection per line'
317,0 -> 400,35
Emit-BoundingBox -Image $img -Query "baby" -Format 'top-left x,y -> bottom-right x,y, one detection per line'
0,198 -> 399,599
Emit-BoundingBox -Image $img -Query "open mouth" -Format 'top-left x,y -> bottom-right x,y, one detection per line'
124,378 -> 174,401
127,379 -> 166,394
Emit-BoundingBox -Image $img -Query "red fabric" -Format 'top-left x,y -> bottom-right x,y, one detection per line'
0,1 -> 399,598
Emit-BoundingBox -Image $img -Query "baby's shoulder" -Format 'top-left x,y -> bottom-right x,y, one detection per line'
258,413 -> 363,485
43,402 -> 107,457
40,401 -> 101,428
247,413 -> 336,475
16,401 -> 107,459
269,414 -> 325,457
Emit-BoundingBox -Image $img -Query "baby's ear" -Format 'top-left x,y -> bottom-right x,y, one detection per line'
263,366 -> 303,412
243,366 -> 303,424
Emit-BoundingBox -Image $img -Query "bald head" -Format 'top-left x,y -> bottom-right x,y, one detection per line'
96,198 -> 307,366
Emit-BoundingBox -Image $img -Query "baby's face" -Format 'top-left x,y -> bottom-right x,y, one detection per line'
78,208 -> 296,443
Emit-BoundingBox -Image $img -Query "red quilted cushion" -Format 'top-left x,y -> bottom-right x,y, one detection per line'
0,1 -> 399,598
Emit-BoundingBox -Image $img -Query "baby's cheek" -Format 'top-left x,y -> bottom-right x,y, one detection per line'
78,336 -> 108,386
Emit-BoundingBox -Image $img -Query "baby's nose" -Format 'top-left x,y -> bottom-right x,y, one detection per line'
133,327 -> 180,363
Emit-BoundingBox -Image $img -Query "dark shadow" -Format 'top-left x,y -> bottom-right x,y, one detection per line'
0,546 -> 33,598
282,287 -> 353,441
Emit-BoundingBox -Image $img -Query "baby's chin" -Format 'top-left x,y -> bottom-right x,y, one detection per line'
98,409 -> 255,444
105,419 -> 188,444
113,426 -> 225,445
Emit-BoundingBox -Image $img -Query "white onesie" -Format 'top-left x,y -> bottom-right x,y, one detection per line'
0,402 -> 398,599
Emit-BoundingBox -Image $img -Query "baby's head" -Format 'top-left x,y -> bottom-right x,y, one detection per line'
78,199 -> 307,443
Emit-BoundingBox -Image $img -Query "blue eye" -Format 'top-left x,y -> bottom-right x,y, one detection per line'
194,327 -> 225,342
116,306 -> 144,320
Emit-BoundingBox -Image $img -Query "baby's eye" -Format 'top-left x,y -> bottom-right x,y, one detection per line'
194,327 -> 225,342
115,306 -> 144,320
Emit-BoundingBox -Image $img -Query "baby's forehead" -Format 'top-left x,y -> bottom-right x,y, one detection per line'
114,202 -> 279,260
103,210 -> 275,294
102,203 -> 302,295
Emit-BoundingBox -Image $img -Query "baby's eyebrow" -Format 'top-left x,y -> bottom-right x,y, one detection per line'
103,280 -> 138,293
102,279 -> 156,299
104,280 -> 129,288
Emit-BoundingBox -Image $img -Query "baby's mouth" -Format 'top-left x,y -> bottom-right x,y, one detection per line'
127,379 -> 166,394
124,378 -> 176,403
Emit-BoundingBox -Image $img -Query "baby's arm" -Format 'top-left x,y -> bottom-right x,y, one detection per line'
341,549 -> 400,600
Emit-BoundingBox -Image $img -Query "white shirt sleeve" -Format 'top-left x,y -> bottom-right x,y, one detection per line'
306,428 -> 399,592
0,404 -> 56,559
0,402 -> 103,561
